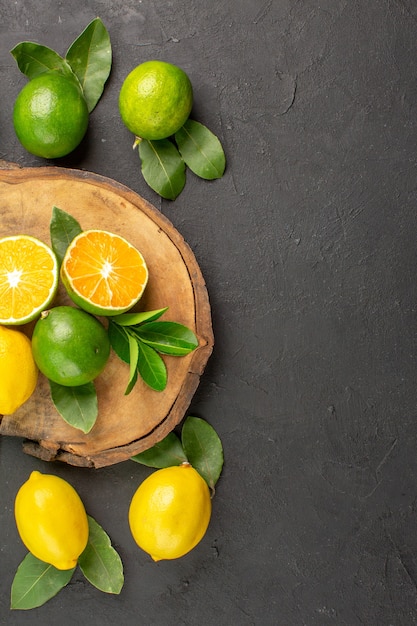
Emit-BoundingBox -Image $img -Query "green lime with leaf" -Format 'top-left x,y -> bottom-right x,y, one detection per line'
10,17 -> 112,158
119,59 -> 226,200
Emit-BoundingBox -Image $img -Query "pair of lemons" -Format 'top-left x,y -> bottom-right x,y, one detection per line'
13,60 -> 192,159
15,464 -> 211,568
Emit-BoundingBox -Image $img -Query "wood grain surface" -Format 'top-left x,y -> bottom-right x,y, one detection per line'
0,161 -> 213,468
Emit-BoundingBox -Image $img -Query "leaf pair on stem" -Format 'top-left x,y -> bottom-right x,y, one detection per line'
138,119 -> 226,200
11,516 -> 123,610
11,17 -> 112,113
108,308 -> 198,394
132,416 -> 224,492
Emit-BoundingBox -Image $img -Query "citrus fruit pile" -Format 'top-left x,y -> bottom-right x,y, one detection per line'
11,19 -> 225,204
0,224 -> 148,414
11,25 -> 225,199
6,18 -> 226,611
3,221 -> 221,611
12,417 -> 221,603
12,424 -> 221,607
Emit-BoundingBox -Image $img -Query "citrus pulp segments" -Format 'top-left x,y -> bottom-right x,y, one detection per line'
0,235 -> 58,325
61,229 -> 149,316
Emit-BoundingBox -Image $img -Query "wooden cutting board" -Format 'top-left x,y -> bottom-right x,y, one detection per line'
0,161 -> 214,468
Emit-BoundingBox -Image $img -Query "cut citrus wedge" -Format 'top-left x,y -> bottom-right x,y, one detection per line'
0,235 -> 58,325
61,229 -> 149,316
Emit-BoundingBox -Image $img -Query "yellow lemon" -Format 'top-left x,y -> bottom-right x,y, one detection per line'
14,471 -> 89,570
128,463 -> 211,561
0,325 -> 38,414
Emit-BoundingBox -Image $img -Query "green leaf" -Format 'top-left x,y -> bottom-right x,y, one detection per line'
78,516 -> 124,594
125,333 -> 139,395
137,340 -> 167,391
135,321 -> 198,355
124,367 -> 138,395
66,18 -> 112,113
138,139 -> 186,200
11,552 -> 75,610
49,380 -> 98,434
131,432 -> 188,468
109,323 -> 167,391
175,119 -> 226,180
182,416 -> 224,490
50,206 -> 83,265
111,307 -> 168,327
108,321 -> 130,363
10,42 -> 76,82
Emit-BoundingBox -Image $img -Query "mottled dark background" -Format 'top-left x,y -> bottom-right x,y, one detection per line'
1,2 -> 417,624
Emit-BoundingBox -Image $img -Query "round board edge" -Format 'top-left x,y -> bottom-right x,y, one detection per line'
0,161 -> 214,468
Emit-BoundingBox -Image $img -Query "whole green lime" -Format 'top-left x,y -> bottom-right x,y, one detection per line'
13,73 -> 89,159
119,60 -> 193,140
31,306 -> 110,387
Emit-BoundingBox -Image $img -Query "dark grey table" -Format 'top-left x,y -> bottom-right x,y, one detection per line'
1,2 -> 417,624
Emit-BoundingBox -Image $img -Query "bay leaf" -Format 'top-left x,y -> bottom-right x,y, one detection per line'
66,17 -> 112,113
131,432 -> 188,468
108,321 -> 130,363
125,333 -> 139,395
139,139 -> 186,200
49,380 -> 98,434
78,516 -> 124,594
124,368 -> 138,396
135,321 -> 198,355
111,307 -> 168,327
50,206 -> 82,265
137,339 -> 167,391
181,416 -> 224,490
175,119 -> 226,180
11,553 -> 75,610
10,42 -> 75,82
